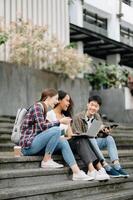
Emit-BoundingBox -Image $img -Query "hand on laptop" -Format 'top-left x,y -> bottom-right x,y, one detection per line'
101,126 -> 111,134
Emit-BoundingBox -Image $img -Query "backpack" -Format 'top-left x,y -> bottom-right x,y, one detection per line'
11,108 -> 27,144
11,103 -> 44,144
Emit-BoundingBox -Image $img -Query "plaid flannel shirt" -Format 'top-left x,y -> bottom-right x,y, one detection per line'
19,103 -> 60,148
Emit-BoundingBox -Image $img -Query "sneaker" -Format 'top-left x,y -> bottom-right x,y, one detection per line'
72,170 -> 94,181
41,159 -> 64,169
88,169 -> 110,181
114,168 -> 129,178
106,168 -> 121,178
87,169 -> 97,179
97,168 -> 110,181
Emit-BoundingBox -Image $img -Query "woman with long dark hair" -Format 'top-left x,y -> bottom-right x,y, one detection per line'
47,90 -> 110,181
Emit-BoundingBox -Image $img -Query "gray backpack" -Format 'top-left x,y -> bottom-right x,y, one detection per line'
11,108 -> 27,144
11,103 -> 44,144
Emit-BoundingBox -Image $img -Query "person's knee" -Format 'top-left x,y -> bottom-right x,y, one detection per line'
90,138 -> 97,145
51,126 -> 61,136
51,126 -> 60,131
59,139 -> 70,149
106,135 -> 115,145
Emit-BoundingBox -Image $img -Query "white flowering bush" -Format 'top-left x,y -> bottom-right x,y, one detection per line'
8,19 -> 92,79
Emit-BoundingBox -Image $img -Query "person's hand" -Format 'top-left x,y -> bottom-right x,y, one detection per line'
101,126 -> 111,133
59,117 -> 72,125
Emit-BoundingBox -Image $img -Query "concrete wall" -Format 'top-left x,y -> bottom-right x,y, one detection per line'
1,62 -> 133,123
0,62 -> 90,116
90,88 -> 133,123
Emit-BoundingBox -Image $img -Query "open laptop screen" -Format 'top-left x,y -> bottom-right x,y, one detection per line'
86,119 -> 102,137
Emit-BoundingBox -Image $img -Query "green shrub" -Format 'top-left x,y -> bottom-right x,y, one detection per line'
85,63 -> 129,90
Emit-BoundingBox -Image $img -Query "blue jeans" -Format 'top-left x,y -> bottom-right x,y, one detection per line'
89,135 -> 119,162
22,127 -> 76,167
22,126 -> 61,155
54,138 -> 76,167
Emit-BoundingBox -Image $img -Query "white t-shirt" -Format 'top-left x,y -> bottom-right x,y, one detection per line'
47,110 -> 68,133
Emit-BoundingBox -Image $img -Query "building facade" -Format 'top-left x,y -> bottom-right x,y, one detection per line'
69,0 -> 133,67
0,0 -> 69,61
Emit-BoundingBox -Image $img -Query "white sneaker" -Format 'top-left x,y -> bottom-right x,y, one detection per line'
41,159 -> 64,169
72,170 -> 94,181
99,167 -> 107,174
96,168 -> 110,181
88,169 -> 110,181
87,169 -> 97,179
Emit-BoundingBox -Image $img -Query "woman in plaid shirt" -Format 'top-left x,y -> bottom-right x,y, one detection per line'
19,88 -> 91,180
20,88 -> 70,168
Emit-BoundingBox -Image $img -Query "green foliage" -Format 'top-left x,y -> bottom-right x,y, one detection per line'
0,33 -> 8,45
85,63 -> 129,90
66,42 -> 77,49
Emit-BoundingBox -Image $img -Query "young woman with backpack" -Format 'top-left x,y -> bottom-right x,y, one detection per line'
19,88 -> 91,181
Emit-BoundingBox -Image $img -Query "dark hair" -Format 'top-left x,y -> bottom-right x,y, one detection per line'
40,88 -> 58,101
56,90 -> 74,117
88,95 -> 102,106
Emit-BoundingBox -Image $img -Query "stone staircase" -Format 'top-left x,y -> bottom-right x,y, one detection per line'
0,116 -> 133,200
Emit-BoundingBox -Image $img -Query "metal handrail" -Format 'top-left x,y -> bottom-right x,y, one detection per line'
122,0 -> 131,6
83,9 -> 107,30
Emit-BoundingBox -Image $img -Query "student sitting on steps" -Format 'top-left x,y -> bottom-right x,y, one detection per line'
47,90 -> 110,181
19,88 -> 92,181
72,95 -> 129,178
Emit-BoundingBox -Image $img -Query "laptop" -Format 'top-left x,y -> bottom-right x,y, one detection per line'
73,119 -> 102,138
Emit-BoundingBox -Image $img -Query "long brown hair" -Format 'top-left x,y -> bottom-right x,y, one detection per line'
40,88 -> 58,101
55,90 -> 74,117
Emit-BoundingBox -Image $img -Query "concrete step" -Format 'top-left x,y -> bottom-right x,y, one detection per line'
103,149 -> 133,162
0,168 -> 69,189
0,152 -> 14,156
116,137 -> 133,144
0,176 -> 133,200
114,138 -> 133,146
0,118 -> 133,200
112,130 -> 133,135
0,155 -> 62,170
112,134 -> 133,138
0,135 -> 11,143
107,123 -> 133,130
115,126 -> 133,130
0,143 -> 14,152
85,189 -> 133,200
0,116 -> 15,123
0,164 -> 132,190
1,149 -> 133,159
116,143 -> 133,149
0,122 -> 14,128
0,153 -> 133,175
0,129 -> 13,135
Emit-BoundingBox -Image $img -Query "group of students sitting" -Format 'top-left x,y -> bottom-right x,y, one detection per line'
19,88 -> 129,181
